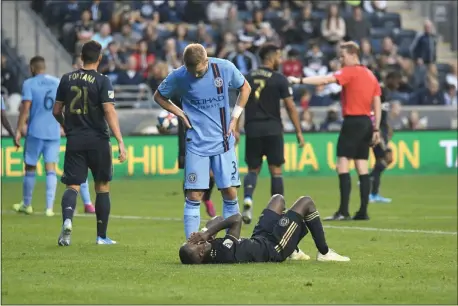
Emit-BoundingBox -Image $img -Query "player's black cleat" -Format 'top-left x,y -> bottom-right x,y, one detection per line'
352,213 -> 370,220
323,212 -> 352,221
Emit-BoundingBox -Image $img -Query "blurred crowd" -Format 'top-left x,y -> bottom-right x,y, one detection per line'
2,0 -> 456,132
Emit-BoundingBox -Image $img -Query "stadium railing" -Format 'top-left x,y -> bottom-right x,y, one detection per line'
113,84 -> 156,109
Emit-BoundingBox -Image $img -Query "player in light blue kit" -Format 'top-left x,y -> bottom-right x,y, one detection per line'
154,44 -> 252,239
12,56 -> 61,217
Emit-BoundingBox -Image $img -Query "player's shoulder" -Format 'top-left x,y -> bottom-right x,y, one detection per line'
43,74 -> 60,84
167,65 -> 187,79
209,57 -> 234,69
272,70 -> 288,82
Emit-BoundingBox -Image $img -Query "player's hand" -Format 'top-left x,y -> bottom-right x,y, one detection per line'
371,131 -> 381,146
296,132 -> 305,148
234,130 -> 240,145
118,141 -> 127,162
188,231 -> 210,244
179,114 -> 192,130
287,76 -> 300,84
14,131 -> 21,150
227,117 -> 237,138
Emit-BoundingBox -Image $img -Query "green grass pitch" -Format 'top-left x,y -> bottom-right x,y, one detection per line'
1,175 -> 457,304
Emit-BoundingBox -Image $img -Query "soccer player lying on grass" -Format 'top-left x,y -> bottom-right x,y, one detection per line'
179,195 -> 350,264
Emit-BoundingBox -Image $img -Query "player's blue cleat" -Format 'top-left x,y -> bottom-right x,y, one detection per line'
369,194 -> 392,203
96,237 -> 117,245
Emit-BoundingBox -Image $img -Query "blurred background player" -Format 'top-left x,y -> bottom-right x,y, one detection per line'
180,194 -> 349,264
153,43 -> 251,239
53,40 -> 126,246
1,95 -> 17,143
241,44 -> 304,224
12,56 -> 60,217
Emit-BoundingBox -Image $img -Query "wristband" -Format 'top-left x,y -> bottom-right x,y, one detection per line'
231,105 -> 244,119
373,129 -> 379,132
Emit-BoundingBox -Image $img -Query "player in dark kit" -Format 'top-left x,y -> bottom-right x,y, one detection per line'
179,194 -> 350,264
53,40 -> 127,246
240,44 -> 304,224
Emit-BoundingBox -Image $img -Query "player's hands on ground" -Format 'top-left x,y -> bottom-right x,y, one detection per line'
287,76 -> 300,84
227,118 -> 237,138
372,131 -> 380,146
296,132 -> 305,148
188,231 -> 210,244
14,131 -> 21,150
118,142 -> 127,162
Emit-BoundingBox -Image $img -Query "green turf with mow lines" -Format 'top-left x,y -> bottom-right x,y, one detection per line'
1,175 -> 457,304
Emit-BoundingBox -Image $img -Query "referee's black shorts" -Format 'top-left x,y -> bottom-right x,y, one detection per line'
337,115 -> 373,160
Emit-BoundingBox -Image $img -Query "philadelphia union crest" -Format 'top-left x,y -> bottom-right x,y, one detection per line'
214,77 -> 223,88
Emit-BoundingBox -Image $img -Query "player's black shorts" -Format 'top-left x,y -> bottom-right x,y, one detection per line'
337,115 -> 373,160
245,134 -> 285,169
251,209 -> 308,262
61,141 -> 113,185
372,134 -> 392,159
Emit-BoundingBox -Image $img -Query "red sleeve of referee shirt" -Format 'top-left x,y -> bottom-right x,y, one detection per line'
333,66 -> 354,86
373,80 -> 382,97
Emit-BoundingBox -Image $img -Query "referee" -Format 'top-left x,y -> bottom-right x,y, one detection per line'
288,41 -> 381,221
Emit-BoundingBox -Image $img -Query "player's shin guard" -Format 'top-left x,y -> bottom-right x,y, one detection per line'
80,180 -> 92,204
223,199 -> 239,220
305,211 -> 329,255
202,176 -> 215,202
45,171 -> 57,209
243,171 -> 257,199
271,175 -> 284,196
184,198 -> 201,239
358,174 -> 370,215
61,188 -> 78,222
23,171 -> 36,206
338,173 -> 351,216
370,162 -> 386,195
95,192 -> 111,239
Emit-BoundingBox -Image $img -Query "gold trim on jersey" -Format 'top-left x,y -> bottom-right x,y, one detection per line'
275,222 -> 298,253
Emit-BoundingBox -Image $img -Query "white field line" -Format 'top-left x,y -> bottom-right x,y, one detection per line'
2,211 -> 457,236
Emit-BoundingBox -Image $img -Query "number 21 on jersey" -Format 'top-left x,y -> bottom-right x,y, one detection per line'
70,86 -> 89,114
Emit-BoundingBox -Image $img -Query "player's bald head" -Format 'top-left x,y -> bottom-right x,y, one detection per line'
179,243 -> 203,264
29,56 -> 46,75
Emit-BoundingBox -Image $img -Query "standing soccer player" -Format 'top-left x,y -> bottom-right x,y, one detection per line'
153,43 -> 251,239
241,44 -> 304,224
288,41 -> 381,220
12,56 -> 60,217
1,96 -> 17,141
53,40 -> 126,246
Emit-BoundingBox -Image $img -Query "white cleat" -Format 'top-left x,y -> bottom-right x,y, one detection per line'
58,219 -> 72,246
317,249 -> 350,262
242,197 -> 253,224
289,249 -> 311,261
96,237 -> 117,245
45,209 -> 55,217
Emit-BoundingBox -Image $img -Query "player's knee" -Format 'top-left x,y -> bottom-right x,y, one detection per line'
248,168 -> 260,175
292,196 -> 315,215
220,187 -> 237,201
24,164 -> 36,172
186,190 -> 203,202
94,181 -> 110,193
66,184 -> 80,193
268,165 -> 282,176
268,194 -> 285,213
45,163 -> 56,172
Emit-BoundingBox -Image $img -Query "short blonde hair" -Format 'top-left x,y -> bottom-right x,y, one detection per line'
183,43 -> 207,67
340,41 -> 360,57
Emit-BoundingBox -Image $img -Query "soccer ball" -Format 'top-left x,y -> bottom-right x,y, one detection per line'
157,110 -> 179,130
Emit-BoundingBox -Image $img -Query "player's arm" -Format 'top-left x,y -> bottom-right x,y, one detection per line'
16,81 -> 33,143
190,213 -> 242,243
100,78 -> 124,144
279,76 -> 304,146
53,78 -> 66,126
1,97 -> 15,137
288,74 -> 338,86
227,61 -> 251,135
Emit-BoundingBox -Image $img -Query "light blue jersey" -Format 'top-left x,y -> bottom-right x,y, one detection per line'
158,57 -> 246,156
22,74 -> 60,140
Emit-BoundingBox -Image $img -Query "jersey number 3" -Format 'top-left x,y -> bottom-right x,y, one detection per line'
70,86 -> 89,115
253,79 -> 266,102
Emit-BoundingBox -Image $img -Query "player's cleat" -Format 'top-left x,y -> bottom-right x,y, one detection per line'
12,202 -> 33,215
323,212 -> 351,221
369,194 -> 392,203
317,249 -> 350,262
96,237 -> 117,245
204,200 -> 216,218
288,249 -> 311,261
352,213 -> 370,220
242,197 -> 253,224
58,219 -> 72,246
84,203 -> 96,214
45,209 -> 55,217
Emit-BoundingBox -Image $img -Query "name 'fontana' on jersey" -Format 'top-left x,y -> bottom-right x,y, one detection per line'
157,57 -> 246,157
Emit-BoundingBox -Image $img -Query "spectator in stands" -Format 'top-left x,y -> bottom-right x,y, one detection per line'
207,0 -> 232,28
360,38 -> 377,70
299,89 -> 311,110
381,36 -> 400,66
310,84 -> 333,107
163,38 -> 181,72
345,6 -> 371,42
99,41 -> 127,84
301,109 -> 318,132
175,24 -> 190,56
303,42 -> 328,77
388,101 -> 404,130
144,24 -> 165,60
409,76 -> 445,105
74,10 -> 95,54
134,0 -> 160,24
275,7 -> 301,45
113,23 -> 142,54
132,40 -> 156,79
446,63 -> 457,89
263,0 -> 282,20
117,56 -> 144,86
72,57 -> 83,70
223,5 -> 243,34
236,0 -> 265,11
183,0 -> 207,24
321,4 -> 346,46
320,106 -> 343,131
1,55 -> 19,96
344,0 -> 362,12
410,20 -> 437,66
88,0 -> 113,23
295,3 -> 319,43
403,110 -> 427,130
217,32 -> 237,59
202,33 -> 217,57
147,61 -> 169,92
252,8 -> 265,29
282,49 -> 303,78
92,23 -> 113,50
226,41 -> 258,75
363,1 -> 387,14
444,83 -> 457,106
237,19 -> 267,51
383,71 -> 409,103
259,22 -> 281,45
